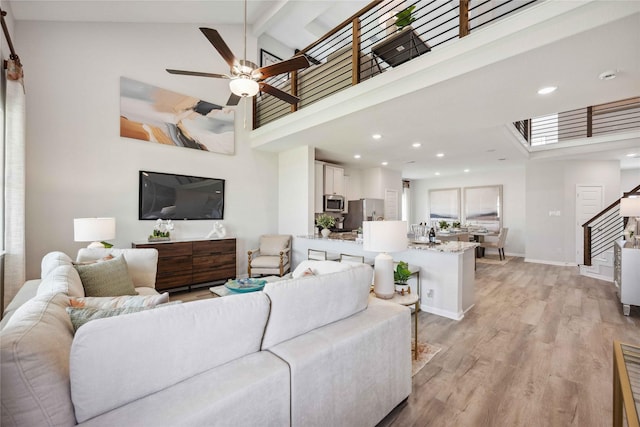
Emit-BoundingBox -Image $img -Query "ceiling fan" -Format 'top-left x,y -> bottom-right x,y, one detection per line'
166,0 -> 310,106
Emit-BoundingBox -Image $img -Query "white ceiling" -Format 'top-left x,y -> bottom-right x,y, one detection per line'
7,0 -> 640,178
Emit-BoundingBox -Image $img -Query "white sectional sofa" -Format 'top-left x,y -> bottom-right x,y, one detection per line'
1,251 -> 412,426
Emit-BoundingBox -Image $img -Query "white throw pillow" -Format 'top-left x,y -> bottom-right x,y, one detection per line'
291,260 -> 353,279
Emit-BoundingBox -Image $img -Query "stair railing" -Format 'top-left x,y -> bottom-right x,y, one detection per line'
582,184 -> 640,266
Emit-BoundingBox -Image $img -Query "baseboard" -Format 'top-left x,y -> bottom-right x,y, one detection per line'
524,258 -> 578,267
579,269 -> 613,283
419,304 -> 463,321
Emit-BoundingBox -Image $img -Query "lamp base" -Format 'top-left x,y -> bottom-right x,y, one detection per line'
373,252 -> 395,299
87,241 -> 106,249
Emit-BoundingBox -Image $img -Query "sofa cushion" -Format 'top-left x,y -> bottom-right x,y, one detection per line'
37,263 -> 85,298
259,235 -> 290,256
75,255 -> 138,297
76,247 -> 158,288
41,251 -> 73,278
1,279 -> 41,329
261,263 -> 373,349
70,292 -> 271,423
0,293 -> 76,427
251,255 -> 289,268
291,260 -> 353,279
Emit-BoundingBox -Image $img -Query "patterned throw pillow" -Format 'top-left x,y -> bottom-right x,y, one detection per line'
74,255 -> 137,297
66,302 -> 180,331
69,293 -> 170,309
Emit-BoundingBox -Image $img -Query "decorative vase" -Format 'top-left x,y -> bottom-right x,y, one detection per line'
321,228 -> 331,238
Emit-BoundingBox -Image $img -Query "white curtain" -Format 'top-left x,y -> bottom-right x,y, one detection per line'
4,78 -> 26,309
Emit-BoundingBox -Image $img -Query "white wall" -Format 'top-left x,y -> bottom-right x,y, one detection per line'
525,160 -> 620,265
361,167 -> 402,218
411,166 -> 526,256
279,145 -> 314,235
621,168 -> 640,194
17,21 -> 280,279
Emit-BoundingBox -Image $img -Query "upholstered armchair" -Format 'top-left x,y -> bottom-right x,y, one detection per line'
247,235 -> 292,277
480,227 -> 509,260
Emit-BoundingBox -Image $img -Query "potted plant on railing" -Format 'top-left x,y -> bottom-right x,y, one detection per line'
395,5 -> 416,31
316,214 -> 336,238
394,261 -> 412,295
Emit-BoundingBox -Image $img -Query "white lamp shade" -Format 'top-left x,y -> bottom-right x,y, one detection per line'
620,197 -> 640,217
363,220 -> 408,253
74,218 -> 116,242
229,78 -> 259,98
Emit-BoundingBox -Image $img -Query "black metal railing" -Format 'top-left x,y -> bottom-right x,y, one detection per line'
255,0 -> 538,128
516,97 -> 640,146
582,184 -> 640,266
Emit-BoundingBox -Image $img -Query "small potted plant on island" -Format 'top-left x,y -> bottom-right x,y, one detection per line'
316,214 -> 336,238
394,261 -> 412,295
438,220 -> 450,231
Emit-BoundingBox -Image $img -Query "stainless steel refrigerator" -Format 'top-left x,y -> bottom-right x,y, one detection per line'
343,199 -> 385,231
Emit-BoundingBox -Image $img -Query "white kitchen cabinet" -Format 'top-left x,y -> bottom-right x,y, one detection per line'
613,240 -> 640,316
324,165 -> 344,195
314,162 -> 324,213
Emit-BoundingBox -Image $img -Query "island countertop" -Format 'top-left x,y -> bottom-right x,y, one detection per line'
298,234 -> 478,253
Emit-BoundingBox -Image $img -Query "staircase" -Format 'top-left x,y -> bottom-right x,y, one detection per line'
581,184 -> 640,280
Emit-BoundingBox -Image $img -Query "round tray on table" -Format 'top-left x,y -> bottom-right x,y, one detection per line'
224,278 -> 266,293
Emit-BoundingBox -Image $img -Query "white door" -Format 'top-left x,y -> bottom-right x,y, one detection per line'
576,185 -> 604,264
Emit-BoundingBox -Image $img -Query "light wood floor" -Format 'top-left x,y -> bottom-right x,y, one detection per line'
171,259 -> 640,426
379,258 -> 640,427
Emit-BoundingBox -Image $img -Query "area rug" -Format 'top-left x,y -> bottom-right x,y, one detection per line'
476,255 -> 513,265
412,342 -> 441,376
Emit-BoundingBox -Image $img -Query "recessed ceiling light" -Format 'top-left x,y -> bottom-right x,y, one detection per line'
412,143 -> 421,148
464,169 -> 470,173
626,153 -> 638,157
498,158 -> 507,161
435,172 -> 440,176
599,70 -> 617,80
354,154 -> 361,159
436,153 -> 444,158
372,134 -> 382,140
537,86 -> 557,95
381,161 -> 388,166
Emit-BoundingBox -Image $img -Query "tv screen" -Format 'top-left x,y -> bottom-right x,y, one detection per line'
139,171 -> 225,220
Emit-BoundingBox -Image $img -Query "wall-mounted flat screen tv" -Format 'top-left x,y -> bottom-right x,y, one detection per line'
139,170 -> 225,220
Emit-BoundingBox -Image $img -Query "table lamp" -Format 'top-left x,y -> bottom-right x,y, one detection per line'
620,197 -> 640,246
363,220 -> 408,299
74,217 -> 116,248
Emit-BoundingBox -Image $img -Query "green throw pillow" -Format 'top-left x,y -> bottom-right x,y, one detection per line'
74,255 -> 137,297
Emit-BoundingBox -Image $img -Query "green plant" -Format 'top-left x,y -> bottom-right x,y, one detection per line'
438,220 -> 449,230
452,221 -> 461,229
395,5 -> 416,30
150,229 -> 170,239
394,261 -> 412,284
316,214 -> 336,229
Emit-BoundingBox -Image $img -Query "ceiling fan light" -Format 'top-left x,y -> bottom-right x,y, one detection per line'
229,78 -> 259,98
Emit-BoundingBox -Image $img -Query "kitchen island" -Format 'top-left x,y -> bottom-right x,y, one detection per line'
293,235 -> 478,320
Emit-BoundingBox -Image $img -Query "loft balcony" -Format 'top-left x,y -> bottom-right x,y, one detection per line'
253,0 -> 538,129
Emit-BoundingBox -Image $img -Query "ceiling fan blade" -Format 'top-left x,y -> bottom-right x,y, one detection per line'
200,27 -> 237,69
226,93 -> 241,106
256,55 -> 310,80
166,69 -> 228,79
259,83 -> 300,105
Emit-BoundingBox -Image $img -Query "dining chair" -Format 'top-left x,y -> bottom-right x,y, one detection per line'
308,249 -> 328,260
480,227 -> 509,260
339,253 -> 365,263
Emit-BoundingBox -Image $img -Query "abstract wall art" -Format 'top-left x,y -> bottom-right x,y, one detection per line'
120,77 -> 235,155
429,188 -> 461,221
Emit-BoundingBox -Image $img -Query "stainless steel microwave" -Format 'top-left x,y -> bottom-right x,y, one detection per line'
324,195 -> 345,212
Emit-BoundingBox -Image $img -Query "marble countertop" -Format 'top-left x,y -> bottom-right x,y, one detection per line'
298,235 -> 478,253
